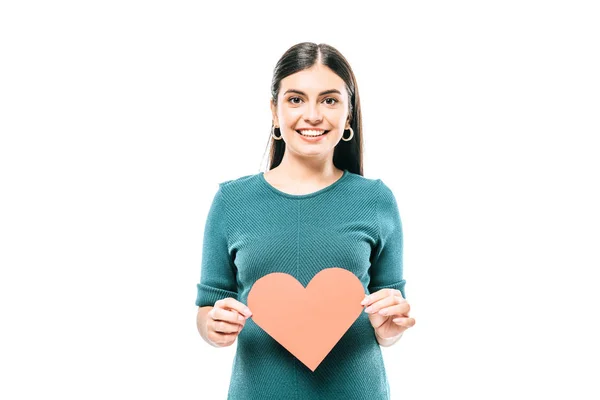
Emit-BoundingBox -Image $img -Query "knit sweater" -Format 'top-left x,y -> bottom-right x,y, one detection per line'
195,168 -> 406,400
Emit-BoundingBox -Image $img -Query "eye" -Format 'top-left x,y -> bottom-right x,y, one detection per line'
287,96 -> 339,105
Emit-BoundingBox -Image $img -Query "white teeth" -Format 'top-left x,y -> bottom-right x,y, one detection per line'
297,130 -> 326,136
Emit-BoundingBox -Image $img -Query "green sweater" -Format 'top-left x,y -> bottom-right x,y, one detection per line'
195,169 -> 406,400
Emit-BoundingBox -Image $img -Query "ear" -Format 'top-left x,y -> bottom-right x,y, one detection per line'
270,99 -> 279,126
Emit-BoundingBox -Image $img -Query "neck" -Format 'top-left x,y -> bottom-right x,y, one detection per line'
275,153 -> 341,182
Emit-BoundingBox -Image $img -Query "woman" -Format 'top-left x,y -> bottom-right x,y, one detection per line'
195,42 -> 416,399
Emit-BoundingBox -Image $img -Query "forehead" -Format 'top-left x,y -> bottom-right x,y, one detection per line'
280,64 -> 347,96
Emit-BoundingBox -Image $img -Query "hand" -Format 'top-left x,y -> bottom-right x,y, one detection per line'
205,297 -> 253,347
361,288 -> 416,340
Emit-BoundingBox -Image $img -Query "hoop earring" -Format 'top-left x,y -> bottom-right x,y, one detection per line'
342,127 -> 354,141
272,125 -> 283,140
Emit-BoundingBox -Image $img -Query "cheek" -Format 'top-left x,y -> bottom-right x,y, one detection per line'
327,108 -> 347,124
280,108 -> 302,124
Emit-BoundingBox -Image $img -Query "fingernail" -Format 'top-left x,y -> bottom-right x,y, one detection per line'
364,306 -> 372,313
361,296 -> 369,305
244,308 -> 252,317
238,314 -> 245,321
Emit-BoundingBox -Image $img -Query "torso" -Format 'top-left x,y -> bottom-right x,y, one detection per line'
210,170 -> 394,399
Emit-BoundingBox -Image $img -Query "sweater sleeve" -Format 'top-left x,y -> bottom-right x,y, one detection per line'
368,179 -> 407,299
195,184 -> 238,307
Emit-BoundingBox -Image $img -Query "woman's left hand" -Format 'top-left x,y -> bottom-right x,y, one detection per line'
361,288 -> 416,340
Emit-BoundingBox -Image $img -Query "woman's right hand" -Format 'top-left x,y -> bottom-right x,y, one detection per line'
205,297 -> 253,347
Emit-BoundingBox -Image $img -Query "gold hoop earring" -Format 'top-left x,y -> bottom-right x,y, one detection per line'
342,127 -> 354,141
272,125 -> 282,140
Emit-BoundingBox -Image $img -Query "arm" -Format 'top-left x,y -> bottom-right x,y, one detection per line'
368,180 -> 410,347
369,179 -> 406,298
195,184 -> 238,308
195,184 -> 239,344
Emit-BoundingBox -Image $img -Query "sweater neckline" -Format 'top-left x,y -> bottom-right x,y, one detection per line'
259,169 -> 349,199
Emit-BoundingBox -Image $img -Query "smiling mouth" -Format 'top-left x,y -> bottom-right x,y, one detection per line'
296,130 -> 329,137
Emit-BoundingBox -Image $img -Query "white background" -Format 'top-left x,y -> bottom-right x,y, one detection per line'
1,1 -> 598,399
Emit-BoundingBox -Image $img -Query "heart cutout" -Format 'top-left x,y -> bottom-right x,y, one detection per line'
247,267 -> 365,372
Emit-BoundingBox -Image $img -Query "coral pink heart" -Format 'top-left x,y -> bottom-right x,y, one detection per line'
247,267 -> 365,371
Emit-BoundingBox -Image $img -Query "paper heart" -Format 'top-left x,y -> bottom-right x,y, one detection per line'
247,267 -> 365,372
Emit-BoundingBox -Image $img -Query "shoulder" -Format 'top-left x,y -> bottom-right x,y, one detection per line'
343,170 -> 381,194
376,179 -> 397,203
373,178 -> 401,223
343,171 -> 397,202
217,172 -> 257,189
214,172 -> 263,204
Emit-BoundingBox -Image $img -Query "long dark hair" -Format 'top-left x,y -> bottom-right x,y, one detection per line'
263,42 -> 364,176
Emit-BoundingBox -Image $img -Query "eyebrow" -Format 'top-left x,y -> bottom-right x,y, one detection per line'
283,89 -> 342,96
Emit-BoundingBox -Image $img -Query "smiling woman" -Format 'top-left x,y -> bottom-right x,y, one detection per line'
195,42 -> 414,400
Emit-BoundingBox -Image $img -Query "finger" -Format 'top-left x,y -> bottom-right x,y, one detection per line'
376,302 -> 410,317
213,319 -> 242,334
364,295 -> 402,314
392,317 -> 416,328
210,306 -> 246,326
360,288 -> 403,307
364,293 -> 407,314
216,298 -> 252,318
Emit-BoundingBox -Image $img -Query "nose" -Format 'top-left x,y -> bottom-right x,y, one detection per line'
303,102 -> 322,123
